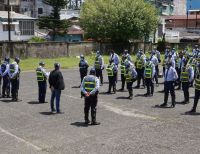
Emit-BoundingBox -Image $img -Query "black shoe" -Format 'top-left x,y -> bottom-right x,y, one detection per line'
171,103 -> 175,108
85,120 -> 90,125
176,87 -> 181,90
187,108 -> 196,113
118,88 -> 124,91
91,122 -> 100,125
144,93 -> 151,97
51,108 -> 56,113
160,103 -> 167,107
106,91 -> 111,94
2,95 -> 5,98
128,95 -> 133,100
134,86 -> 140,89
7,95 -> 11,98
56,110 -> 62,114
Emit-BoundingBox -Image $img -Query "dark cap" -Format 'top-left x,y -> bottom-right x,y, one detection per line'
15,57 -> 20,63
89,68 -> 96,75
39,61 -> 45,66
54,63 -> 60,69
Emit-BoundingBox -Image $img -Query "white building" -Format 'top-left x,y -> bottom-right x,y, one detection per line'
0,11 -> 35,41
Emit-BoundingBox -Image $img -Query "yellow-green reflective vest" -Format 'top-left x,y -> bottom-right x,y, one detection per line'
136,57 -> 143,69
145,65 -> 152,79
120,63 -> 125,75
36,68 -> 45,81
84,78 -> 95,92
9,64 -> 16,79
181,67 -> 189,82
125,70 -> 132,83
95,57 -> 100,69
106,64 -> 114,76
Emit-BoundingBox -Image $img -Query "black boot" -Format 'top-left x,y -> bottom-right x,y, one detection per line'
171,96 -> 176,108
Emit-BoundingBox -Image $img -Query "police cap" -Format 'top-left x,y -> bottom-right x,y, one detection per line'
15,57 -> 20,63
54,63 -> 60,69
89,68 -> 96,75
39,61 -> 45,66
4,57 -> 10,63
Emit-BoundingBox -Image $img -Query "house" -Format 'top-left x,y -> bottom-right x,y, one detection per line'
0,11 -> 36,41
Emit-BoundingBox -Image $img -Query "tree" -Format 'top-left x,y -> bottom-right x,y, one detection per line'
80,0 -> 158,43
37,0 -> 70,41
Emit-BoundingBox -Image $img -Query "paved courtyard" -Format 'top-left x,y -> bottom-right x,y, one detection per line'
0,68 -> 200,154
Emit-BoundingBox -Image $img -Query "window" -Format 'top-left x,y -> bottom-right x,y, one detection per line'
3,25 -> 15,31
38,8 -> 43,14
19,20 -> 34,35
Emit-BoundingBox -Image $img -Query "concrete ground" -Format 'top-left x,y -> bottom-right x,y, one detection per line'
0,68 -> 200,154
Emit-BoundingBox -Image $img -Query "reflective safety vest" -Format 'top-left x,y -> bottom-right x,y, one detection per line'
136,57 -> 144,69
36,68 -> 46,81
79,60 -> 87,69
181,67 -> 189,82
145,64 -> 152,79
95,56 -> 101,69
125,70 -> 132,83
106,64 -> 114,76
195,76 -> 200,90
84,77 -> 96,92
120,63 -> 125,75
10,64 -> 18,79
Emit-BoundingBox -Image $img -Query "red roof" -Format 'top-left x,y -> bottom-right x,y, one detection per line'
163,15 -> 200,20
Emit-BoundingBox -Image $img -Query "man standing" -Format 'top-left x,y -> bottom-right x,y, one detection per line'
144,57 -> 155,97
106,59 -> 117,94
159,61 -> 178,108
124,61 -> 137,99
150,51 -> 159,86
49,63 -> 65,113
119,55 -> 127,91
8,57 -> 20,101
36,62 -> 49,103
1,57 -> 10,98
79,54 -> 89,86
94,51 -> 104,85
81,68 -> 100,125
180,59 -> 194,104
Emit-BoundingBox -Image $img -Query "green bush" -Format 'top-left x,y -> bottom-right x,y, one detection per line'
28,36 -> 46,43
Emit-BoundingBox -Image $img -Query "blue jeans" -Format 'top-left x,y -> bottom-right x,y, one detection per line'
50,89 -> 61,112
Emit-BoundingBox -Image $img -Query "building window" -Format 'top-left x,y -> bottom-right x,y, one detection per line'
3,25 -> 15,31
38,8 -> 43,14
19,20 -> 34,35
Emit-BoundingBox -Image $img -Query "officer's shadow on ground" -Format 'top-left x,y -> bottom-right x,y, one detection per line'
116,96 -> 130,99
181,112 -> 200,116
1,99 -> 14,103
71,86 -> 80,88
71,122 -> 89,127
39,111 -> 56,115
27,101 -> 48,105
152,104 -> 173,109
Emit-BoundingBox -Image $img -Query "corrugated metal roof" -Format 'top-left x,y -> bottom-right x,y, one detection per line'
0,11 -> 35,20
163,15 -> 200,20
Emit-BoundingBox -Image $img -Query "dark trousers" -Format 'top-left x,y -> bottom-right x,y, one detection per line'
182,82 -> 189,102
50,89 -> 61,112
2,75 -> 10,97
127,81 -> 134,97
38,81 -> 47,103
121,74 -> 126,90
176,68 -> 181,88
154,65 -> 159,84
108,75 -> 116,92
136,68 -> 144,87
96,69 -> 103,84
192,89 -> 200,111
145,78 -> 154,95
80,71 -> 87,84
84,95 -> 98,123
10,78 -> 19,100
164,81 -> 175,105
163,67 -> 165,78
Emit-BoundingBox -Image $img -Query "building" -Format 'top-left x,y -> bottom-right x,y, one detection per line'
0,11 -> 35,41
173,0 -> 186,15
0,0 -> 20,13
187,0 -> 200,12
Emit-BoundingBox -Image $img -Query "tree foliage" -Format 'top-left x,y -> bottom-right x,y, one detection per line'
80,0 -> 158,42
37,0 -> 70,40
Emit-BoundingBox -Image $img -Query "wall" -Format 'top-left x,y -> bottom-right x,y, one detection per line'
187,0 -> 200,11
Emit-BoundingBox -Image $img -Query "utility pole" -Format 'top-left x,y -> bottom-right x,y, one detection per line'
7,0 -> 11,42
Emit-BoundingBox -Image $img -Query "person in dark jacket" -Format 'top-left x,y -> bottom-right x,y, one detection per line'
49,63 -> 65,113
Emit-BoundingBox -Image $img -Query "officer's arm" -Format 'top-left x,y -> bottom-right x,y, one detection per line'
132,69 -> 137,79
11,65 -> 19,78
41,67 -> 49,77
81,78 -> 87,95
152,64 -> 156,78
173,68 -> 178,81
90,78 -> 100,95
101,57 -> 104,69
2,65 -> 9,76
189,67 -> 194,82
85,61 -> 89,68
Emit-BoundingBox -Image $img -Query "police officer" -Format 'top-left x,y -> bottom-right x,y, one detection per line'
94,51 -> 104,85
123,49 -> 132,62
124,61 -> 137,99
81,68 -> 100,125
150,51 -> 159,86
192,44 -> 199,57
135,49 -> 146,88
180,59 -> 194,104
1,57 -> 10,98
119,55 -> 127,91
79,54 -> 89,86
8,57 -> 20,101
176,51 -> 186,90
110,49 -> 119,66
106,59 -> 117,94
159,60 -> 178,108
36,62 -> 49,103
144,57 -> 155,97
187,63 -> 200,113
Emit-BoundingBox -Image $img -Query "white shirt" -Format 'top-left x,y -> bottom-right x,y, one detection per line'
164,66 -> 178,82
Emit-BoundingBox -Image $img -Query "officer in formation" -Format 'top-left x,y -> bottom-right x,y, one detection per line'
81,68 -> 100,125
180,59 -> 194,104
0,58 -> 10,98
159,60 -> 178,108
123,49 -> 132,62
8,57 -> 20,101
192,44 -> 199,57
94,51 -> 104,85
135,49 -> 146,88
124,60 -> 137,99
119,54 -> 127,91
106,59 -> 118,94
79,54 -> 89,87
150,50 -> 159,86
36,62 -> 49,103
144,57 -> 155,97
